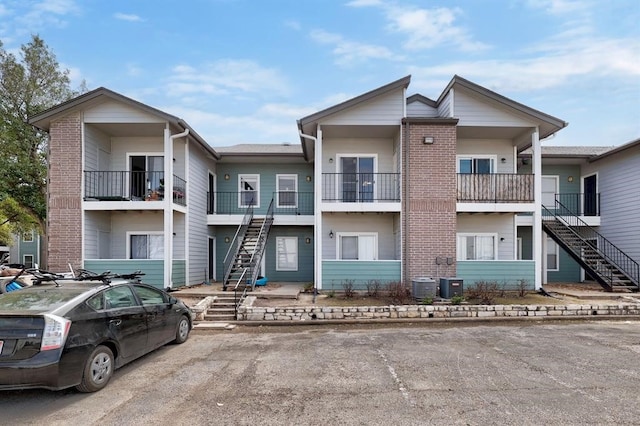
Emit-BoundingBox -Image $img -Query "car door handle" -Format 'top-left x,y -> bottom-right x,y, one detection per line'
110,319 -> 122,326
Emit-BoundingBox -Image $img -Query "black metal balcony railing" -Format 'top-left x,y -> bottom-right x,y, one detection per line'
322,173 -> 400,202
553,193 -> 600,216
84,171 -> 187,205
207,192 -> 314,215
457,173 -> 534,202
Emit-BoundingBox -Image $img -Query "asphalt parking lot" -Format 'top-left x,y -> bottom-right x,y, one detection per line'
2,320 -> 640,425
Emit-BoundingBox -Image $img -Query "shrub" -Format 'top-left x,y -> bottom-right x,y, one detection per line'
303,282 -> 315,293
517,279 -> 530,297
327,290 -> 335,298
450,295 -> 464,305
342,279 -> 356,299
386,281 -> 412,304
366,280 -> 382,298
421,296 -> 434,305
465,280 -> 500,305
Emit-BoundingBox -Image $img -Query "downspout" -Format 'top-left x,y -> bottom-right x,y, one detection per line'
164,128 -> 190,289
298,129 -> 319,303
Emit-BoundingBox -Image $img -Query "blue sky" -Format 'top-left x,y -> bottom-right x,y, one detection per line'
1,0 -> 638,148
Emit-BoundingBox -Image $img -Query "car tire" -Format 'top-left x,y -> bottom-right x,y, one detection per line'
76,345 -> 114,393
173,315 -> 190,344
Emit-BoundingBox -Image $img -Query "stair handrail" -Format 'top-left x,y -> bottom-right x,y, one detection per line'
544,200 -> 639,288
246,198 -> 275,290
222,199 -> 254,290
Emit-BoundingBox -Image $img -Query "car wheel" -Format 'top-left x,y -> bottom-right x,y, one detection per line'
174,315 -> 190,344
76,345 -> 114,393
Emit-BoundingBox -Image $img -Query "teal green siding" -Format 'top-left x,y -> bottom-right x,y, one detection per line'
518,227 -> 533,260
84,259 -> 165,288
215,226 -> 314,283
518,227 -> 582,282
216,163 -> 314,215
18,232 -> 41,266
457,260 -> 535,290
172,260 -> 186,286
265,227 -> 314,282
322,260 -> 401,290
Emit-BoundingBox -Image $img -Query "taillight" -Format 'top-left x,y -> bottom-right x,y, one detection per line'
41,314 -> 71,351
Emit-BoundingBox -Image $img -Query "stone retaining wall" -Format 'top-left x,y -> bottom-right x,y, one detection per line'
237,299 -> 640,322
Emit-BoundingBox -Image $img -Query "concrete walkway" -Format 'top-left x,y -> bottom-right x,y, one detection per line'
172,282 -> 303,299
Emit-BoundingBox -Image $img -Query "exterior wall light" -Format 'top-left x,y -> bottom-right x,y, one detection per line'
224,174 -> 230,180
423,137 -> 434,144
224,237 -> 230,243
329,230 -> 334,239
306,175 -> 312,182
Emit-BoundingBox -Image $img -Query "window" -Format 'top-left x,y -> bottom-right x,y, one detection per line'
339,156 -> 375,202
458,156 -> 495,174
541,176 -> 559,208
277,175 -> 297,208
239,174 -> 259,207
129,233 -> 164,259
23,254 -> 34,269
547,237 -> 559,271
22,231 -> 34,242
338,233 -> 377,260
276,237 -> 298,271
132,285 -> 167,305
129,155 -> 164,200
457,234 -> 497,260
103,286 -> 138,309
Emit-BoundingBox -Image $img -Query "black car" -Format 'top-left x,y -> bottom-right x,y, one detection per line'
0,273 -> 193,392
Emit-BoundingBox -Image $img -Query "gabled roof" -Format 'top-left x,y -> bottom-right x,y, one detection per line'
406,93 -> 437,108
297,75 -> 411,131
440,75 -> 568,139
589,138 -> 640,162
216,143 -> 304,156
520,146 -> 614,158
29,87 -> 220,160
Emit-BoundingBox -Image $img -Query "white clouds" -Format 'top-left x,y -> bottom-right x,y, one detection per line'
3,0 -> 79,38
284,20 -> 301,31
167,59 -> 290,98
347,1 -> 489,52
526,0 -> 589,15
114,12 -> 144,22
310,29 -> 404,66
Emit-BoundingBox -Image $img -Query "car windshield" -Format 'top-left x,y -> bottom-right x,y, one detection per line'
0,288 -> 87,312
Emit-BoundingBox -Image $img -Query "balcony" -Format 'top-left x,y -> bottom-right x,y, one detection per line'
84,171 -> 186,206
322,173 -> 400,202
554,193 -> 600,216
457,173 -> 534,203
207,192 -> 314,215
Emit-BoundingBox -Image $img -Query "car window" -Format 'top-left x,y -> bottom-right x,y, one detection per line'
104,286 -> 139,309
86,293 -> 105,310
132,285 -> 167,306
0,288 -> 86,312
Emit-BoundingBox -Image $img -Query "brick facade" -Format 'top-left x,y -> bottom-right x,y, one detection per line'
402,118 -> 458,284
47,113 -> 83,271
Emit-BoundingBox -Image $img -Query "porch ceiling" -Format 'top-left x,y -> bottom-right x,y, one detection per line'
457,125 -> 531,141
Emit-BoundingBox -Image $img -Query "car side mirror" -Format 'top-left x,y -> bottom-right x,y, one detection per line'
168,296 -> 178,305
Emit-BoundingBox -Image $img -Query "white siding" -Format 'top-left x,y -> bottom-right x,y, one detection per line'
407,100 -> 439,118
582,147 -> 640,261
438,91 -> 453,117
457,213 -> 515,260
173,211 -> 185,260
457,139 -> 515,173
84,212 -> 111,259
454,90 -> 534,127
84,125 -> 111,171
111,213 -> 163,259
322,138 -> 396,173
319,90 -> 405,125
187,143 -> 216,284
322,213 -> 397,260
84,100 -> 165,123
110,137 -> 164,170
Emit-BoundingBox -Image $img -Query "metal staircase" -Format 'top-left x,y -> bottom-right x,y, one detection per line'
542,201 -> 639,292
221,199 -> 274,316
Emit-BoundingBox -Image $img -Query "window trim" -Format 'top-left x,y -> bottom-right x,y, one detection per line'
22,231 -> 34,242
541,175 -> 559,208
546,237 -> 559,272
23,254 -> 34,268
276,236 -> 298,272
456,233 -> 498,261
276,174 -> 298,208
238,174 -> 260,208
336,232 -> 378,261
456,155 -> 497,174
126,231 -> 164,260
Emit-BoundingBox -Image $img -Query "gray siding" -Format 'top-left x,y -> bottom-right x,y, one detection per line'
110,212 -> 163,259
457,213 -> 515,260
454,90 -> 533,127
322,138 -> 396,173
187,143 -> 217,284
84,211 -> 111,259
438,91 -> 453,117
110,137 -> 164,171
457,139 -> 515,173
407,100 -> 439,118
321,213 -> 398,260
84,125 -> 111,171
84,100 -> 164,123
582,147 -> 640,261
